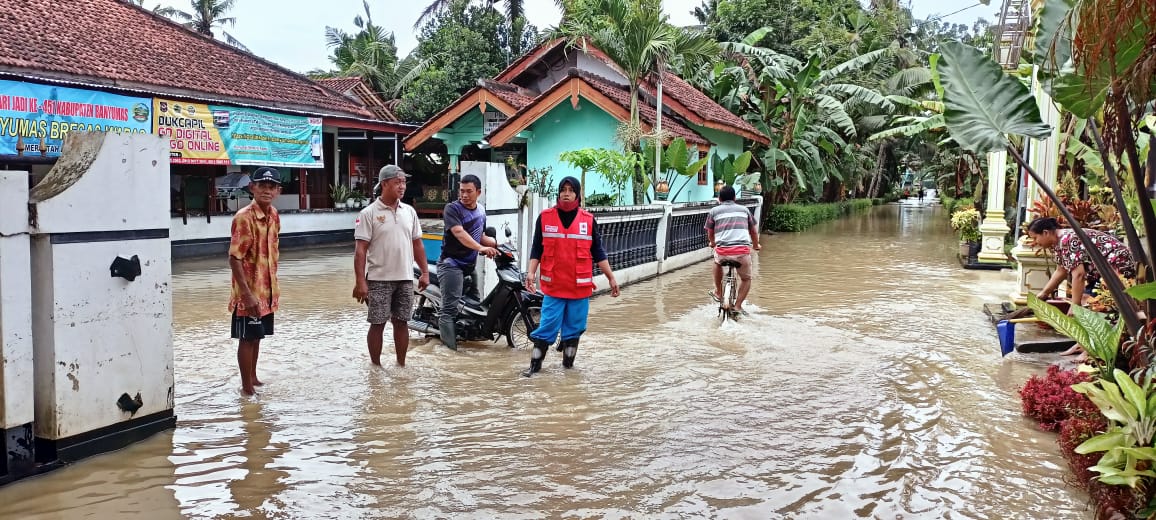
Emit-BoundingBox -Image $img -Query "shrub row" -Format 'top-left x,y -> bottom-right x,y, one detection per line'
766,199 -> 876,232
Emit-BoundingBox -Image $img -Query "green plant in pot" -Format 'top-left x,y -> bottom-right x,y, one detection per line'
330,183 -> 350,209
950,207 -> 981,259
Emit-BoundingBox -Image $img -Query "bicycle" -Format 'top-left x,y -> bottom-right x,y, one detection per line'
718,259 -> 741,323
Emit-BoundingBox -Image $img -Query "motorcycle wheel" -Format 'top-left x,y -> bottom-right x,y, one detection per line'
505,305 -> 541,349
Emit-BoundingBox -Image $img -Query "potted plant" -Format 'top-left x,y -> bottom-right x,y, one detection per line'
950,207 -> 982,260
330,184 -> 349,209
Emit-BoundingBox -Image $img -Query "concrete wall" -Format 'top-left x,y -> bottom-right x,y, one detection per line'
0,171 -> 35,481
171,210 -> 358,258
525,99 -> 622,201
0,132 -> 176,482
29,132 -> 175,455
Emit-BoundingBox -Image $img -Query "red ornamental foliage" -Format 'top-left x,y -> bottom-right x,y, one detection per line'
1058,415 -> 1108,490
1019,365 -> 1097,432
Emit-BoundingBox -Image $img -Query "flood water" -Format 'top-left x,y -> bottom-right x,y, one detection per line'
0,204 -> 1092,519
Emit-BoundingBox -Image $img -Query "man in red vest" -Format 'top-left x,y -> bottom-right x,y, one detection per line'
522,176 -> 620,376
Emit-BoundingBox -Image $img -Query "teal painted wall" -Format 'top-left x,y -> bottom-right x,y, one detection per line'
512,101 -> 751,205
684,125 -> 745,203
441,108 -> 486,157
525,99 -> 626,203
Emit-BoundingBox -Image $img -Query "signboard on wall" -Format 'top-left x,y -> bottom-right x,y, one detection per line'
154,99 -> 323,167
0,79 -> 151,157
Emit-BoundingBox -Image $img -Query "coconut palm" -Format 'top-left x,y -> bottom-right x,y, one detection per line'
155,0 -> 238,37
555,0 -> 718,201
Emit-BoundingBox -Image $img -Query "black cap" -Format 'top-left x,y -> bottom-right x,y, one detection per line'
251,167 -> 282,185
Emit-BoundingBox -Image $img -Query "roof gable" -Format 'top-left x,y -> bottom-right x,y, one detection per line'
402,83 -> 533,150
0,0 -> 372,118
495,40 -> 768,144
486,70 -> 709,149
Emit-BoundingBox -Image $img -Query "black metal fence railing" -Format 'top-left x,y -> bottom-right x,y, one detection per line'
593,216 -> 661,275
666,210 -> 709,259
588,206 -> 663,275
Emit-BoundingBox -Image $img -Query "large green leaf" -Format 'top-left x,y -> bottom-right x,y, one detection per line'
1071,305 -> 1118,364
1026,293 -> 1090,348
1032,0 -> 1076,73
1114,369 -> 1150,420
1076,430 -> 1129,454
733,151 -> 752,174
1127,282 -> 1156,301
935,41 -> 1053,153
1050,69 -> 1109,119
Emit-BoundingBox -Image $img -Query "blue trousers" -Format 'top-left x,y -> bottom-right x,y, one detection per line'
530,294 -> 589,343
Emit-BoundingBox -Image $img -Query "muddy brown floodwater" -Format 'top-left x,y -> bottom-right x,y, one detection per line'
0,204 -> 1092,519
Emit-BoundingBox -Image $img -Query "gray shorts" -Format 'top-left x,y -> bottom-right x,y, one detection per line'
367,280 -> 414,324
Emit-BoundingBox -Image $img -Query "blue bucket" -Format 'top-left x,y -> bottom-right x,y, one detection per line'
996,320 -> 1016,356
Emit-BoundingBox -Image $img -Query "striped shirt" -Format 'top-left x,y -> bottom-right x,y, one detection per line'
705,201 -> 755,255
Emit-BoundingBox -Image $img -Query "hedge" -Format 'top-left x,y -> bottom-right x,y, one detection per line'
766,199 -> 877,232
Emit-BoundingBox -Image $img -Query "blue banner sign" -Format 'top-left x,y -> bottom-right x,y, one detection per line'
0,79 -> 151,157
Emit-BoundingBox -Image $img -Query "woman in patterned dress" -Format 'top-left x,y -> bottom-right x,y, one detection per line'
1027,216 -> 1136,311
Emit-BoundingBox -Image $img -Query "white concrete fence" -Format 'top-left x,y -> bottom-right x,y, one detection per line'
0,133 -> 175,485
460,161 -> 763,297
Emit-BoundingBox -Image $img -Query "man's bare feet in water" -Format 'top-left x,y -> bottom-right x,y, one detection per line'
253,379 -> 265,386
241,386 -> 256,396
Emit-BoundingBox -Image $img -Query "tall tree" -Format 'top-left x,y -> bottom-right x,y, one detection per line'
557,0 -> 718,202
156,0 -> 238,37
312,2 -> 400,94
397,0 -> 536,121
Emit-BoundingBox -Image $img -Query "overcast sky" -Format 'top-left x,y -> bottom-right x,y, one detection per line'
148,0 -> 996,74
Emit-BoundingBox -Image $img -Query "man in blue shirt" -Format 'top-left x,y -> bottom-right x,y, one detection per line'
439,174 -> 498,350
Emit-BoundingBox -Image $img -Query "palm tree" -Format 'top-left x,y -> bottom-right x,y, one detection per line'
310,2 -> 432,100
156,0 -> 238,37
415,0 -> 538,29
556,0 -> 718,201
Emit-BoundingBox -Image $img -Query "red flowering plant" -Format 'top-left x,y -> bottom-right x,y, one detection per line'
1019,365 -> 1098,432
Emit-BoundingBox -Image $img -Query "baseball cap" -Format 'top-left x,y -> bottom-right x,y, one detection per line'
378,164 -> 410,182
251,167 -> 282,185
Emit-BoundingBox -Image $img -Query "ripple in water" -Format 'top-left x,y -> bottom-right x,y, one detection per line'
0,206 -> 1090,519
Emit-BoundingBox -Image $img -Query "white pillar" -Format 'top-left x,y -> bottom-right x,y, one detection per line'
1009,69 -> 1063,303
0,170 -> 35,480
977,149 -> 1011,263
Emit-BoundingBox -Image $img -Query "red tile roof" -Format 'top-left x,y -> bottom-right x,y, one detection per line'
477,80 -> 536,109
647,73 -> 769,144
0,0 -> 372,119
576,72 -> 710,146
317,76 -> 400,121
497,39 -> 769,144
317,77 -> 365,95
484,69 -> 709,147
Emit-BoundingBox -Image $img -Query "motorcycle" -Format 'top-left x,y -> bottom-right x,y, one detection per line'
407,225 -> 542,348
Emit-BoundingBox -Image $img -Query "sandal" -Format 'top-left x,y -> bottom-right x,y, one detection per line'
708,290 -> 721,303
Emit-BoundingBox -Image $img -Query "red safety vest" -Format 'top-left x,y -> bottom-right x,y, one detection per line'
539,208 -> 596,299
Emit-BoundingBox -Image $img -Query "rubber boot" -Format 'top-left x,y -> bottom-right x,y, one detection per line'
439,321 -> 458,351
522,338 -> 552,377
561,338 -> 579,369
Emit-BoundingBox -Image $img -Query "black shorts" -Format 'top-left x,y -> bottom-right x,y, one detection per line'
231,312 -> 274,340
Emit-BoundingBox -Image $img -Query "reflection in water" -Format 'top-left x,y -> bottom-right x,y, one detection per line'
0,205 -> 1091,519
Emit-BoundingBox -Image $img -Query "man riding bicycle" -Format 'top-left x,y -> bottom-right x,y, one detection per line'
705,186 -> 761,315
